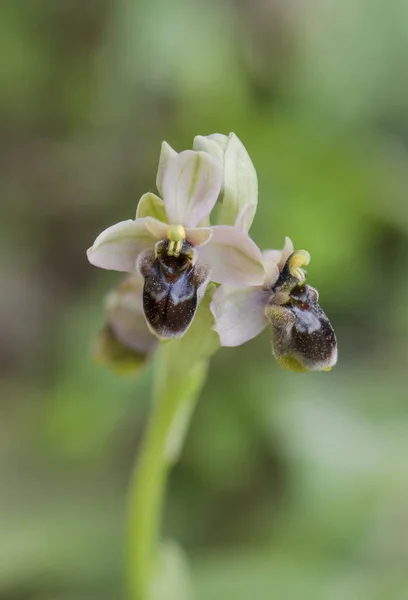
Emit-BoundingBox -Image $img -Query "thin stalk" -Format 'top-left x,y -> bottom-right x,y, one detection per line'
127,345 -> 179,599
127,291 -> 218,599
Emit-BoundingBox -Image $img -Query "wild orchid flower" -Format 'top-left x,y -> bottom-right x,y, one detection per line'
87,144 -> 265,339
88,132 -> 338,600
211,237 -> 338,372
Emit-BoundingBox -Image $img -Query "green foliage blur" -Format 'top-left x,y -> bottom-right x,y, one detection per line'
1,0 -> 408,598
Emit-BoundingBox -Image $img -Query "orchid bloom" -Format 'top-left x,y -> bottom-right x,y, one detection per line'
211,238 -> 338,372
87,144 -> 265,339
88,132 -> 337,372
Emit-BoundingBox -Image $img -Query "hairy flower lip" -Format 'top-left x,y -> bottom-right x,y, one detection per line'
267,282 -> 338,373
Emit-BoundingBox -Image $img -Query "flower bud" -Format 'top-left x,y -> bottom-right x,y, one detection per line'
193,133 -> 258,232
92,274 -> 158,373
92,326 -> 148,374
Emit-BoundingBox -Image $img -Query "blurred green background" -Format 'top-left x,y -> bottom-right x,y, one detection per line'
2,0 -> 408,598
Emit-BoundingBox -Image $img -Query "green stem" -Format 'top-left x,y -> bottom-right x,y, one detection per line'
127,351 -> 175,599
127,291 -> 218,600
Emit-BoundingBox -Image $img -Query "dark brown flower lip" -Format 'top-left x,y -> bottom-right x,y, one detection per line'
139,244 -> 210,340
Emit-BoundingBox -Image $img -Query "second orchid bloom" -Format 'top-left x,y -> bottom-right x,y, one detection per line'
88,133 -> 337,372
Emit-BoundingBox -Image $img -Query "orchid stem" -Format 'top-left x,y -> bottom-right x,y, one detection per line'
127,350 -> 170,599
127,343 -> 207,600
127,290 -> 218,599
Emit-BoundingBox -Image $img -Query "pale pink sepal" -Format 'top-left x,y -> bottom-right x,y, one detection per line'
156,141 -> 178,198
144,217 -> 169,240
211,285 -> 269,347
161,150 -> 222,227
86,218 -> 158,272
198,225 -> 265,286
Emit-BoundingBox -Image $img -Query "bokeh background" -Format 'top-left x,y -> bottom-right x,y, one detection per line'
2,0 -> 408,598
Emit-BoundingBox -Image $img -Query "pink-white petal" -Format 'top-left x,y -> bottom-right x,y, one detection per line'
136,192 -> 167,222
156,141 -> 178,198
262,237 -> 294,272
87,218 -> 157,272
211,285 -> 269,346
197,225 -> 265,286
185,226 -> 212,247
263,261 -> 280,288
143,218 -> 212,249
162,150 -> 222,227
144,217 -> 170,240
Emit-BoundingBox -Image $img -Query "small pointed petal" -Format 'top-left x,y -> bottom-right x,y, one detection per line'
198,225 -> 265,286
156,141 -> 178,197
144,221 -> 213,249
262,237 -> 294,272
211,285 -> 269,346
87,218 -> 158,272
261,238 -> 290,288
185,226 -> 212,247
162,150 -> 222,227
136,192 -> 167,222
145,217 -> 169,240
263,261 -> 280,288
234,203 -> 257,235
